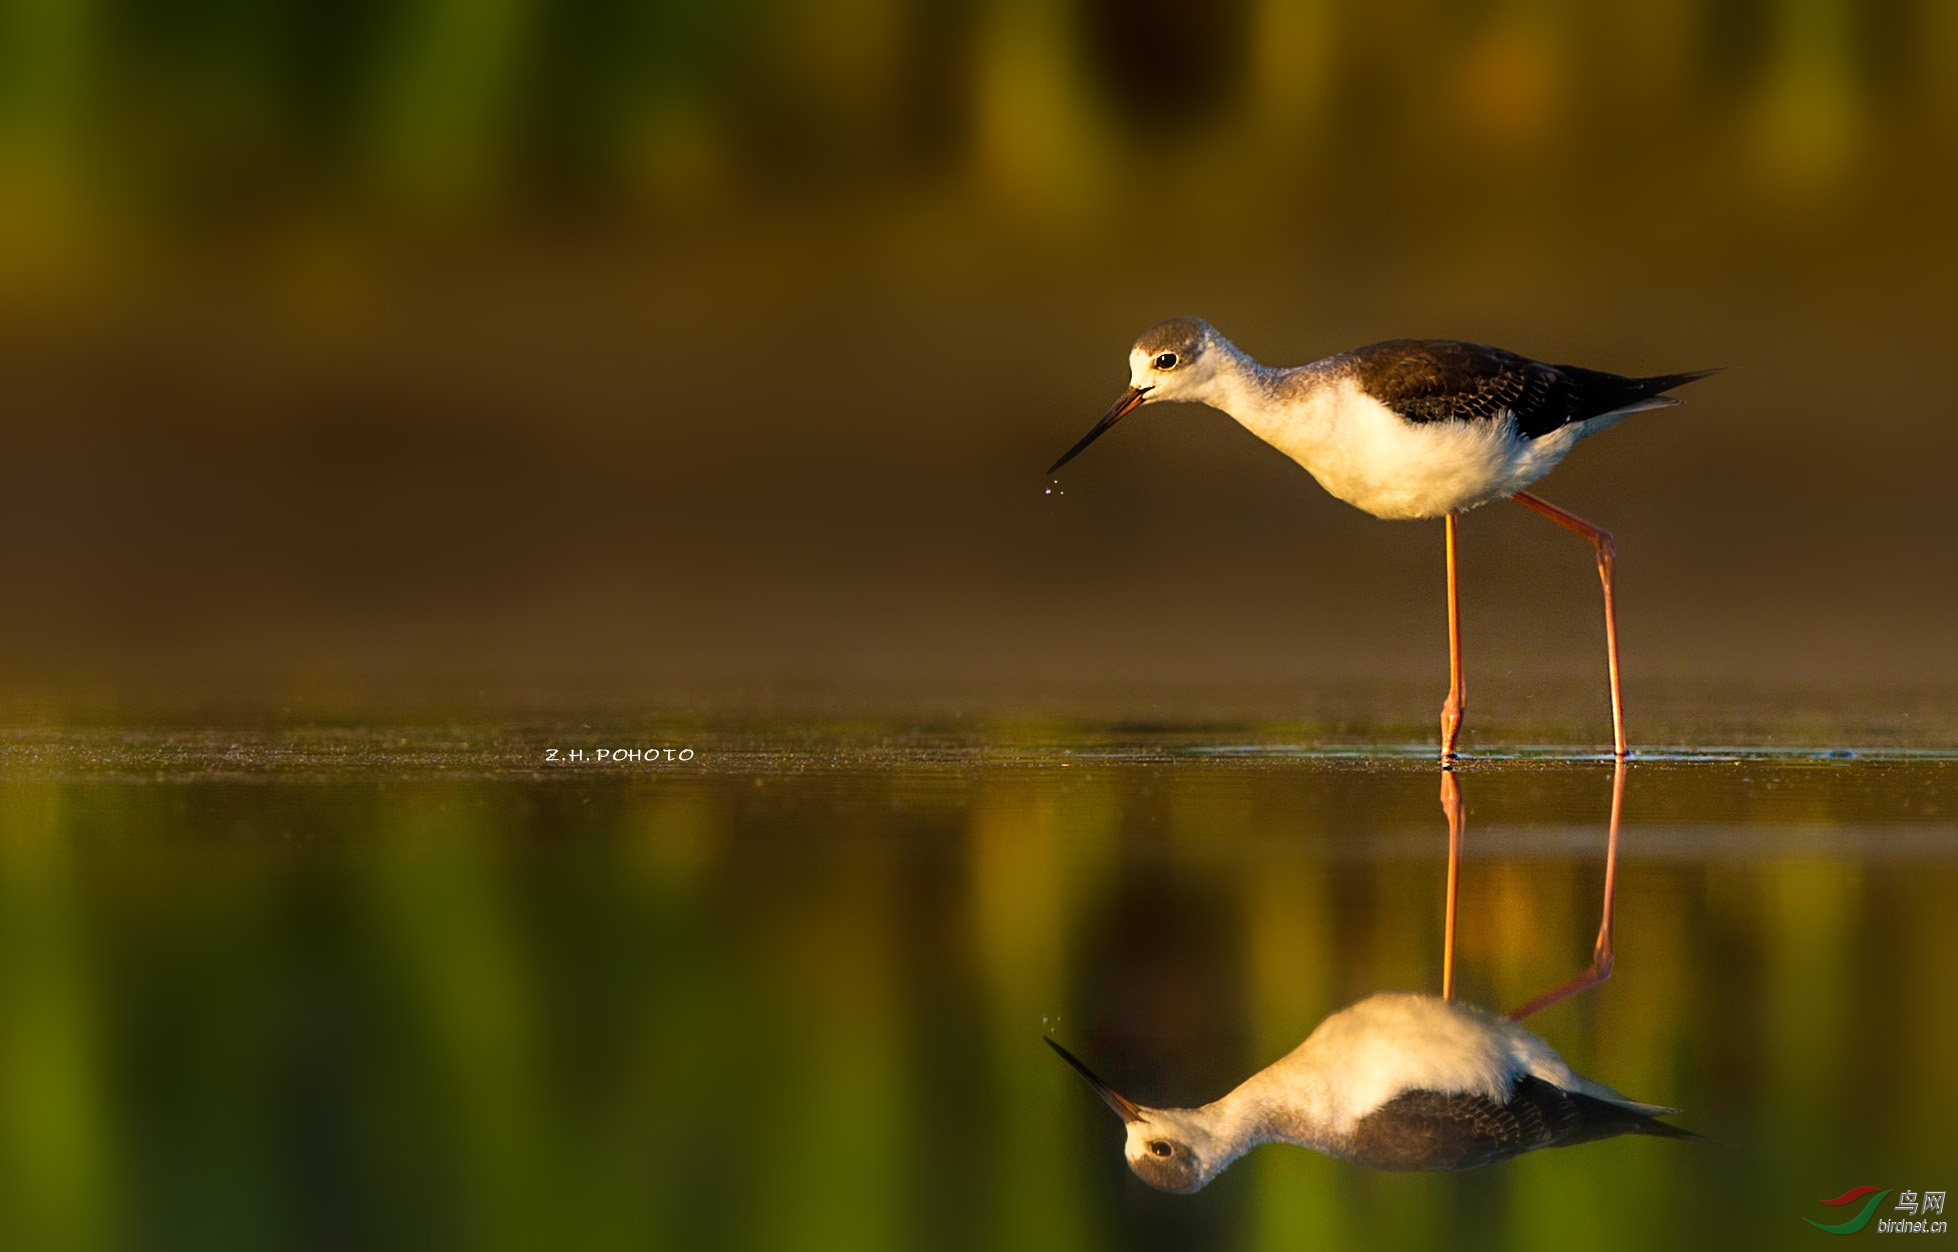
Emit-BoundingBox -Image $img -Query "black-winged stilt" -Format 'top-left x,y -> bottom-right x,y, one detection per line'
1050,762 -> 1685,1189
1048,319 -> 1718,759
1046,991 -> 1692,1188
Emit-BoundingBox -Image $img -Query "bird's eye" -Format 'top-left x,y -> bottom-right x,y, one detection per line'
1148,1140 -> 1173,1158
1153,353 -> 1178,370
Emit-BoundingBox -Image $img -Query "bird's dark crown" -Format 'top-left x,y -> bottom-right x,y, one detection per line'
1133,318 -> 1211,362
1128,1136 -> 1204,1193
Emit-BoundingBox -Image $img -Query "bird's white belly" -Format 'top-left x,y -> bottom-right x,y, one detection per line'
1270,388 -> 1579,520
1264,994 -> 1588,1139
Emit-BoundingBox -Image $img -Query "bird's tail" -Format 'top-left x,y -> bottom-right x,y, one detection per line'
1569,1091 -> 1709,1145
1577,365 -> 1723,423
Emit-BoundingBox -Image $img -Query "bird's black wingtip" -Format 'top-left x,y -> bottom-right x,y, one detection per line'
1648,366 -> 1725,392
1636,1117 -> 1710,1143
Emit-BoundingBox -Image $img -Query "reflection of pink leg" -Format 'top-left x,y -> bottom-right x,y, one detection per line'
1440,514 -> 1465,762
1508,761 -> 1624,1020
1510,491 -> 1626,758
1440,769 -> 1464,1001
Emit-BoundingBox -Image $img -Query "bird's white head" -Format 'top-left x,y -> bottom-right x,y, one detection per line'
1045,1037 -> 1234,1194
1118,1106 -> 1231,1194
1047,317 -> 1232,475
1126,316 -> 1226,402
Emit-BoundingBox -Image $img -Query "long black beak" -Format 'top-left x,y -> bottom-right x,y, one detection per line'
1044,1037 -> 1143,1123
1047,386 -> 1151,475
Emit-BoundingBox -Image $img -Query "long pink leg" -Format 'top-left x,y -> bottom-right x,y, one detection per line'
1510,491 -> 1627,759
1506,760 -> 1625,1020
1440,768 -> 1465,1000
1440,513 -> 1465,762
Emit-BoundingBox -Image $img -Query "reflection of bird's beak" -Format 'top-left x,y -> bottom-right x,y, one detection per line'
1047,386 -> 1151,475
1044,1038 -> 1143,1123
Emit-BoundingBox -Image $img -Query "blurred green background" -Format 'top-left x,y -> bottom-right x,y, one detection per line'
0,0 -> 1953,731
0,750 -> 1953,1250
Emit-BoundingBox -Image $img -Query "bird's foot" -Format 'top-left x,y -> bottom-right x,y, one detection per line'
1592,530 -> 1616,578
1439,698 -> 1464,762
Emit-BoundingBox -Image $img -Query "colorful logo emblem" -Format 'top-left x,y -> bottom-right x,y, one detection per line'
1804,1187 -> 1890,1235
1803,1186 -> 1949,1234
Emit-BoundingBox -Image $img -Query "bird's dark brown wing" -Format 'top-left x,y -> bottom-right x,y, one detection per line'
1341,1075 -> 1700,1172
1344,339 -> 1713,440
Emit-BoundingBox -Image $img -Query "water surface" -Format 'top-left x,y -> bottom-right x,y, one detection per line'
0,729 -> 1952,1250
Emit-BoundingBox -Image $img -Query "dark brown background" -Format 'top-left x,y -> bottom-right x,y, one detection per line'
1,0 -> 1952,734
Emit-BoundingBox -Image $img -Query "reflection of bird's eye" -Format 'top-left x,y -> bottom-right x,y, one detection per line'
1148,1140 -> 1173,1157
1154,353 -> 1177,370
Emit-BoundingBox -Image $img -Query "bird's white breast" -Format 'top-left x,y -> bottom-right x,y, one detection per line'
1237,381 -> 1582,520
1265,993 -> 1585,1137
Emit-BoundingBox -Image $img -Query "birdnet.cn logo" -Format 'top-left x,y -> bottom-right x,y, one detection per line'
1803,1186 -> 1947,1235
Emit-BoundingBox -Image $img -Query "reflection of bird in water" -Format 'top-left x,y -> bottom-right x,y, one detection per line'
1047,319 -> 1718,759
1051,763 -> 1697,1190
1048,992 -> 1695,1192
